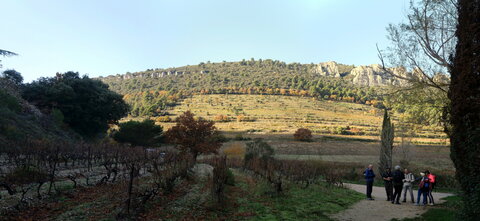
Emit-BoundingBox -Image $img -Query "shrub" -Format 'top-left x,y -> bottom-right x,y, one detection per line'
234,133 -> 244,140
165,111 -> 222,160
236,115 -> 255,122
0,89 -> 21,112
213,114 -> 230,122
112,119 -> 163,147
225,169 -> 235,186
155,116 -> 171,122
244,138 -> 274,162
331,126 -> 352,135
294,128 -> 313,141
349,127 -> 364,135
223,143 -> 245,157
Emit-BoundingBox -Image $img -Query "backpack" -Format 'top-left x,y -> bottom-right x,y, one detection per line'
428,174 -> 436,183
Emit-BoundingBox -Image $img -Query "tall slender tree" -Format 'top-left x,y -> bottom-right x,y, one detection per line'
449,0 -> 480,218
379,109 -> 394,176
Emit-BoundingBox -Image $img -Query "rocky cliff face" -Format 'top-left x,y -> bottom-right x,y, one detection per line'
313,61 -> 341,77
313,62 -> 415,86
350,65 -> 427,87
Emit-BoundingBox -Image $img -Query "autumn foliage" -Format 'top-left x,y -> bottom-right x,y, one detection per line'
293,128 -> 313,141
165,111 -> 222,159
213,114 -> 230,122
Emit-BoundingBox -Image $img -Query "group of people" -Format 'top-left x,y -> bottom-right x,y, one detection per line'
363,164 -> 436,206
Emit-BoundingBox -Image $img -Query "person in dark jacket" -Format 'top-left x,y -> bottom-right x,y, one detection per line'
381,167 -> 393,201
391,165 -> 405,204
364,164 -> 375,200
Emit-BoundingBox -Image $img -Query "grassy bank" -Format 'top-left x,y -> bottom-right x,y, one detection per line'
393,196 -> 461,221
232,170 -> 364,220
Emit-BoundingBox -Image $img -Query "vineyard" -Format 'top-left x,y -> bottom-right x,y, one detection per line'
0,138 -> 369,220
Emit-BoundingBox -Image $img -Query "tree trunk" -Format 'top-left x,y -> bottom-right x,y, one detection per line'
126,164 -> 135,215
449,0 -> 480,218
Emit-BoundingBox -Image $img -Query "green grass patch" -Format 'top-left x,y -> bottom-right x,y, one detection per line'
393,196 -> 461,221
234,170 -> 364,220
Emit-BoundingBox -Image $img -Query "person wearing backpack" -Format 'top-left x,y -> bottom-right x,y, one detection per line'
425,170 -> 436,205
391,165 -> 405,204
416,172 -> 430,206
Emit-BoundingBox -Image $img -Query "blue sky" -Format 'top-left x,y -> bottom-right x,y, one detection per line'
1,0 -> 408,82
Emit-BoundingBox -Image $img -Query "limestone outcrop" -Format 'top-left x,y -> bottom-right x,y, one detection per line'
314,61 -> 341,77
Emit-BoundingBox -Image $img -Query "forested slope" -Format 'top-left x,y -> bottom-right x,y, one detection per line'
100,59 -> 384,117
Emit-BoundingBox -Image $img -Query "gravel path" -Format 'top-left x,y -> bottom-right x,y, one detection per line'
330,183 -> 454,221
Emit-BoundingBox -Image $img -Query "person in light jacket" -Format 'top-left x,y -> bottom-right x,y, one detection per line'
402,168 -> 415,203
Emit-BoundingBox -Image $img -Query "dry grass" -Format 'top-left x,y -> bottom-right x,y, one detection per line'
145,94 -> 446,144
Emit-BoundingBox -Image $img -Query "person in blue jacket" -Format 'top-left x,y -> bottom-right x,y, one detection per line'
364,164 -> 376,200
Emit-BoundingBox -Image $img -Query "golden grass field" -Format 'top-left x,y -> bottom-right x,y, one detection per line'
152,94 -> 447,145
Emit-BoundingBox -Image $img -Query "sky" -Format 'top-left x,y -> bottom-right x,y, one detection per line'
1,0 -> 409,82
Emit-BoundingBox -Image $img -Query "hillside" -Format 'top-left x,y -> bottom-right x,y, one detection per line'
0,78 -> 76,145
100,60 -> 416,92
146,94 -> 447,144
99,59 -> 401,117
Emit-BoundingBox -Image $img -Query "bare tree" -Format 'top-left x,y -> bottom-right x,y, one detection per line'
378,0 -> 457,92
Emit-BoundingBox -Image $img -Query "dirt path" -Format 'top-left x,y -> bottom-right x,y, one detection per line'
330,183 -> 454,221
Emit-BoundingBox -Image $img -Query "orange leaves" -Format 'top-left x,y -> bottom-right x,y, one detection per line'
165,111 -> 222,159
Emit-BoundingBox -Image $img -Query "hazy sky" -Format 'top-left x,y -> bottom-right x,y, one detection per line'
1,0 -> 408,82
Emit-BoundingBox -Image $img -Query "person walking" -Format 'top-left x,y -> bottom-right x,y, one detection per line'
402,168 -> 415,203
391,165 -> 405,204
416,172 -> 430,206
381,167 -> 393,201
425,170 -> 436,205
364,164 -> 375,200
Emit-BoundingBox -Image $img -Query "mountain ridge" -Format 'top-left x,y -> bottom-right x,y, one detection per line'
99,59 -> 417,88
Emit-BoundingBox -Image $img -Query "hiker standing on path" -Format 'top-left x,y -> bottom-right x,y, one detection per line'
416,172 -> 431,205
381,167 -> 393,201
425,170 -> 436,205
364,164 -> 375,200
402,168 -> 415,203
391,165 -> 405,204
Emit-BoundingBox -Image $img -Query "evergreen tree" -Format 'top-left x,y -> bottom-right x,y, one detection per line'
449,0 -> 480,218
379,109 -> 394,175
